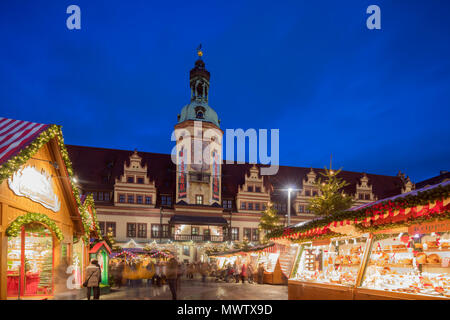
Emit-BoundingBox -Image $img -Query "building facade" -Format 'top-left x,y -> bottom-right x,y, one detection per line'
67,54 -> 413,262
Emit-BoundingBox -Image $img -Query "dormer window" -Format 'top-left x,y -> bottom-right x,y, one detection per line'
195,106 -> 206,119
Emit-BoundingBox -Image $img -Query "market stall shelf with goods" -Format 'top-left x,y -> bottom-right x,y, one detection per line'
270,181 -> 450,300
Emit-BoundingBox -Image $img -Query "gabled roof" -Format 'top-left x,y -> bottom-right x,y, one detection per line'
416,171 -> 450,189
66,145 -> 404,208
0,117 -> 49,166
89,241 -> 112,254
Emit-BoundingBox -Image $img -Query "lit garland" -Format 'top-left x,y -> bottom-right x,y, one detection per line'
81,193 -> 103,241
0,124 -> 102,245
268,184 -> 450,240
6,212 -> 64,241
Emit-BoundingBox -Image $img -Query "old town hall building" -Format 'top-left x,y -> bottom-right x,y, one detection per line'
67,53 -> 414,261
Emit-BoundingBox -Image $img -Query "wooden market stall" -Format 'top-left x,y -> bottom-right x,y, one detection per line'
270,181 -> 450,300
0,118 -> 100,300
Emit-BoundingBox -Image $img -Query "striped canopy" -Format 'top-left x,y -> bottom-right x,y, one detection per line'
0,117 -> 49,166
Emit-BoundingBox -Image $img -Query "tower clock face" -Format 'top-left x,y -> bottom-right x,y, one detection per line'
190,140 -> 210,172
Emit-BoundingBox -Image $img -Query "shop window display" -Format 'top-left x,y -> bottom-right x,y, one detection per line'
7,223 -> 54,297
360,231 -> 450,298
291,236 -> 369,286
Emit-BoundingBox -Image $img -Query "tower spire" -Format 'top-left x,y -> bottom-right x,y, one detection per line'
197,43 -> 203,58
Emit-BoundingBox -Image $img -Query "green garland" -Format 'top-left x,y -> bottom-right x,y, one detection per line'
6,212 -> 64,241
82,193 -> 103,241
268,184 -> 450,239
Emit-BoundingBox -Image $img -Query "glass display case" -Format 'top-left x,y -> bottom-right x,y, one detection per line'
258,252 -> 279,272
290,235 -> 369,287
360,230 -> 450,299
7,223 -> 54,297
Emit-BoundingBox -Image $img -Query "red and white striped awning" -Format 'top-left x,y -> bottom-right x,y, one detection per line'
0,117 -> 49,166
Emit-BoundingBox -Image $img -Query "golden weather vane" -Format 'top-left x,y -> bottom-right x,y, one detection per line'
197,43 -> 203,57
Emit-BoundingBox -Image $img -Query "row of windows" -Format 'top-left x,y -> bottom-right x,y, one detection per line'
298,205 -> 311,213
223,227 -> 240,241
358,193 -> 371,200
304,189 -> 319,197
222,200 -> 232,209
126,176 -> 145,184
240,202 -> 266,211
243,228 -> 260,241
89,191 -> 111,202
99,222 -> 265,243
118,194 -> 153,205
99,221 -> 172,238
246,185 -> 262,193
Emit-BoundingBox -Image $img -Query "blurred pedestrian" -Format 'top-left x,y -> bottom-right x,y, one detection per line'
257,263 -> 264,284
233,262 -> 240,283
84,259 -> 101,300
240,262 -> 247,284
166,258 -> 179,300
247,263 -> 254,284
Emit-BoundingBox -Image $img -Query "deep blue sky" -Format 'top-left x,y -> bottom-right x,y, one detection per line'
1,0 -> 449,182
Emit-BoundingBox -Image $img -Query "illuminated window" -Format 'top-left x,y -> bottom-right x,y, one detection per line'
196,195 -> 203,205
137,223 -> 147,238
127,223 -> 136,237
127,195 -> 134,203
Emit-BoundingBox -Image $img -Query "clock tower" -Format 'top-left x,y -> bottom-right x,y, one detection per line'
174,48 -> 223,206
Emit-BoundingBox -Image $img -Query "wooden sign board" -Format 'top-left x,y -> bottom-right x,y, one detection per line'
408,219 -> 450,235
312,239 -> 331,246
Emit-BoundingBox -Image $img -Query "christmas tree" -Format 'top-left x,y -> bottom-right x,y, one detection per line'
258,202 -> 280,241
307,166 -> 354,217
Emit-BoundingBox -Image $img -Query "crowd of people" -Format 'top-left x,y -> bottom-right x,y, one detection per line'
85,255 -> 268,300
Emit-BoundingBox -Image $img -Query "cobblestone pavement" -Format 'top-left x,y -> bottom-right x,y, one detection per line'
82,279 -> 288,300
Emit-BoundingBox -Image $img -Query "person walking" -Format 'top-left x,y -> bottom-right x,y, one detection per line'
84,259 -> 101,300
233,262 -> 240,283
247,263 -> 254,284
201,262 -> 208,283
240,262 -> 247,284
257,263 -> 264,284
166,258 -> 179,300
154,261 -> 162,287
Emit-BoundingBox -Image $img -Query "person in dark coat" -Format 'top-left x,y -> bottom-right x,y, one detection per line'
166,258 -> 179,300
85,259 -> 101,300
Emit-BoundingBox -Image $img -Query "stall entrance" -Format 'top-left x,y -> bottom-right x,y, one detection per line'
7,223 -> 54,299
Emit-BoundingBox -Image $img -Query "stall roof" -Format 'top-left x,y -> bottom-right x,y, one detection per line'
351,180 -> 450,211
0,117 -> 50,166
169,215 -> 228,226
209,242 -> 275,256
89,241 -> 112,254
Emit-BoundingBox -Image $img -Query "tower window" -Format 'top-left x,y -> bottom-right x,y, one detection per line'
196,111 -> 204,119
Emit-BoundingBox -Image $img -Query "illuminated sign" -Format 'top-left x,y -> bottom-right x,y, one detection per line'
8,166 -> 61,212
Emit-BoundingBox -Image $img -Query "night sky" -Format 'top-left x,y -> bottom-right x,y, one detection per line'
1,1 -> 449,182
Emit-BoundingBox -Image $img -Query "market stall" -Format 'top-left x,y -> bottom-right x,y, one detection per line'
270,181 -> 450,300
89,241 -> 111,286
0,118 -> 97,300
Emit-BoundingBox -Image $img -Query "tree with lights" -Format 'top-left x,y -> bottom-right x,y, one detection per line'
259,202 -> 280,240
307,166 -> 354,217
